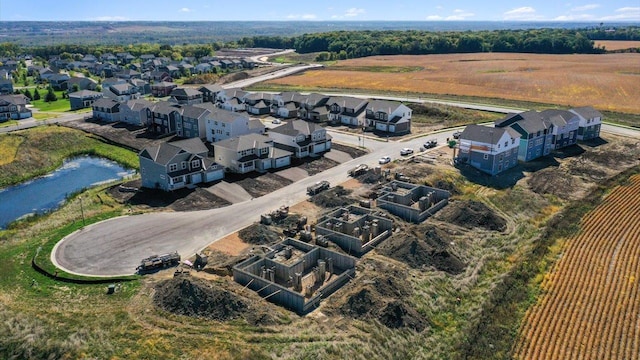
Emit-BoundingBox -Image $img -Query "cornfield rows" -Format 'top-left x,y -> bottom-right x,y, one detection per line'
515,175 -> 640,359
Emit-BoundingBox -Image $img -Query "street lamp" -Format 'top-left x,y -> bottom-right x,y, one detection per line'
79,196 -> 85,226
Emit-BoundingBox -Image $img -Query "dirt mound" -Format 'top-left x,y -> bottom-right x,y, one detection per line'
378,226 -> 465,274
528,167 -> 577,199
220,71 -> 249,84
378,300 -> 428,332
154,277 -> 248,321
438,200 -> 506,231
310,186 -> 354,208
339,288 -> 381,317
238,224 -> 280,245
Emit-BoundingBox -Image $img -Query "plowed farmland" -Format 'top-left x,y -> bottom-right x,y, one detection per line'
264,53 -> 640,113
515,174 -> 640,359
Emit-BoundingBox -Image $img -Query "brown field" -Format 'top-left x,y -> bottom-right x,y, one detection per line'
596,40 -> 640,51
514,174 -> 640,359
265,53 -> 640,113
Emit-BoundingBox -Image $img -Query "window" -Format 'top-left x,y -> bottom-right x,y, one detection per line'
512,138 -> 516,144
181,161 -> 187,169
483,154 -> 489,160
169,163 -> 178,172
504,141 -> 508,147
537,131 -> 541,137
214,121 -> 218,125
499,154 -> 504,161
191,159 -> 200,168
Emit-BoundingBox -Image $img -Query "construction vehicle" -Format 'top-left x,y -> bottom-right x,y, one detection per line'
136,252 -> 180,273
348,164 -> 369,177
307,180 -> 330,195
424,139 -> 438,149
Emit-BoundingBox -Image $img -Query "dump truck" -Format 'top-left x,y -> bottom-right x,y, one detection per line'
307,180 -> 330,195
348,164 -> 369,177
136,252 -> 180,273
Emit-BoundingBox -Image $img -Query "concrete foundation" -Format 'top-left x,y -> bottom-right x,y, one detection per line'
376,181 -> 450,223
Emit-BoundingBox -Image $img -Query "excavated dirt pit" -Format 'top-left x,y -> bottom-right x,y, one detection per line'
310,186 -> 355,208
437,200 -> 507,232
379,225 -> 465,275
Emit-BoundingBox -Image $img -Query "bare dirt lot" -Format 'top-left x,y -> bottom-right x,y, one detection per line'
265,53 -> 640,113
64,120 -> 167,152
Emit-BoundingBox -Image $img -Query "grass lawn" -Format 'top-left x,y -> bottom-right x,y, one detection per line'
30,90 -> 71,112
32,112 -> 60,120
0,120 -> 18,128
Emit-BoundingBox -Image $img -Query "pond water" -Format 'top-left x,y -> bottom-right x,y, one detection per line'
0,156 -> 135,229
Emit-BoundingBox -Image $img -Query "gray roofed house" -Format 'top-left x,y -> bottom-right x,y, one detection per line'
151,81 -> 177,97
0,94 -> 32,121
268,120 -> 332,158
120,99 -> 154,126
170,87 -> 203,105
540,109 -> 580,149
366,99 -> 412,134
203,107 -> 264,142
213,133 -> 292,174
570,106 -> 603,141
92,98 -> 121,122
495,110 -> 554,162
68,90 -> 103,110
0,79 -> 13,95
327,96 -> 368,126
139,137 -> 223,191
65,76 -> 98,91
457,124 -> 521,175
198,84 -> 223,102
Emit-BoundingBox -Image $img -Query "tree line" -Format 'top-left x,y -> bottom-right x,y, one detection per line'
1,26 -> 638,59
237,27 -> 640,59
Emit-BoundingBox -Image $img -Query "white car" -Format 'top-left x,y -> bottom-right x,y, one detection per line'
378,156 -> 391,164
400,148 -> 414,156
272,119 -> 282,124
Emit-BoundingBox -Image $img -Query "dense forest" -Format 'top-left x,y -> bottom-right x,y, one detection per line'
238,27 -> 640,59
0,25 -> 638,59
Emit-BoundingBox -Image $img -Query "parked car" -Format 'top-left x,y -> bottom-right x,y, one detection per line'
272,119 -> 281,124
378,156 -> 391,164
452,131 -> 462,139
400,148 -> 413,156
424,139 -> 438,149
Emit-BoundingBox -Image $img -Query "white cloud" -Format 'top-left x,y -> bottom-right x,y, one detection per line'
179,8 -> 191,13
503,7 -> 543,20
93,16 -> 129,21
286,14 -> 317,20
571,4 -> 600,11
345,8 -> 365,17
332,8 -> 365,19
446,9 -> 475,20
554,14 -> 596,20
599,7 -> 640,20
436,6 -> 443,10
426,15 -> 444,20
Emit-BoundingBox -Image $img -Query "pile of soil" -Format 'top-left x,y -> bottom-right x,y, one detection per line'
154,277 -> 248,321
108,181 -> 231,211
231,173 -> 292,198
438,200 -> 507,232
337,261 -> 426,331
378,300 -> 428,332
220,71 -> 249,84
238,223 -> 280,245
311,186 -> 354,208
332,143 -> 368,158
378,225 -> 465,275
356,170 -> 386,184
528,167 -> 577,199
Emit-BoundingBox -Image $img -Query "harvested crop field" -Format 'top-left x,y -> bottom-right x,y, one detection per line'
595,40 -> 640,51
515,174 -> 640,359
265,53 -> 640,113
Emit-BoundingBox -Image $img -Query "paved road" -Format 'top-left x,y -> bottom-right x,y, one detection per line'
51,128 -> 453,276
0,111 -> 89,134
222,63 -> 323,89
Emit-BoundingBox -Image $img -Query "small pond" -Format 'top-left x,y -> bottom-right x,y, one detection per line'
0,156 -> 135,229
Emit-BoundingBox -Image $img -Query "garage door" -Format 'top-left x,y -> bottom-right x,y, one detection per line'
205,170 -> 224,182
191,173 -> 202,184
275,156 -> 290,168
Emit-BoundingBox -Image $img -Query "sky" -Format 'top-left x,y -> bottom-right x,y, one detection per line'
1,0 -> 639,22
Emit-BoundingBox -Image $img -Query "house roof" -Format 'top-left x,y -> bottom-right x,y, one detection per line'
152,81 -> 177,88
301,93 -> 329,107
68,90 -> 102,99
139,138 -> 208,165
248,119 -> 265,130
460,124 -> 520,145
215,133 -> 272,152
244,92 -> 272,102
150,101 -> 182,115
570,106 -> 603,119
202,107 -> 249,123
0,94 -> 29,105
92,98 -> 120,109
367,99 -> 402,113
278,91 -> 303,103
181,104 -> 210,119
269,147 -> 292,159
495,110 -> 549,134
123,99 -> 154,112
199,84 -> 223,93
270,119 -> 323,137
540,109 -> 577,127
328,96 -> 368,110
110,83 -> 134,95
170,87 -> 202,97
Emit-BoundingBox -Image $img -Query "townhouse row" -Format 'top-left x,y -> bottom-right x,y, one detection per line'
457,106 -> 603,175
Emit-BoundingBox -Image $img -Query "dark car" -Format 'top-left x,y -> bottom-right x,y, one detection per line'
452,131 -> 462,139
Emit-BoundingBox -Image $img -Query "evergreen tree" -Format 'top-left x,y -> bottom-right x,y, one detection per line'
23,89 -> 33,100
44,86 -> 57,102
33,88 -> 41,100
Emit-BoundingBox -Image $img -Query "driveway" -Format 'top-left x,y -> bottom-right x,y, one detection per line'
324,149 -> 353,164
275,167 -> 309,182
205,181 -> 253,204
